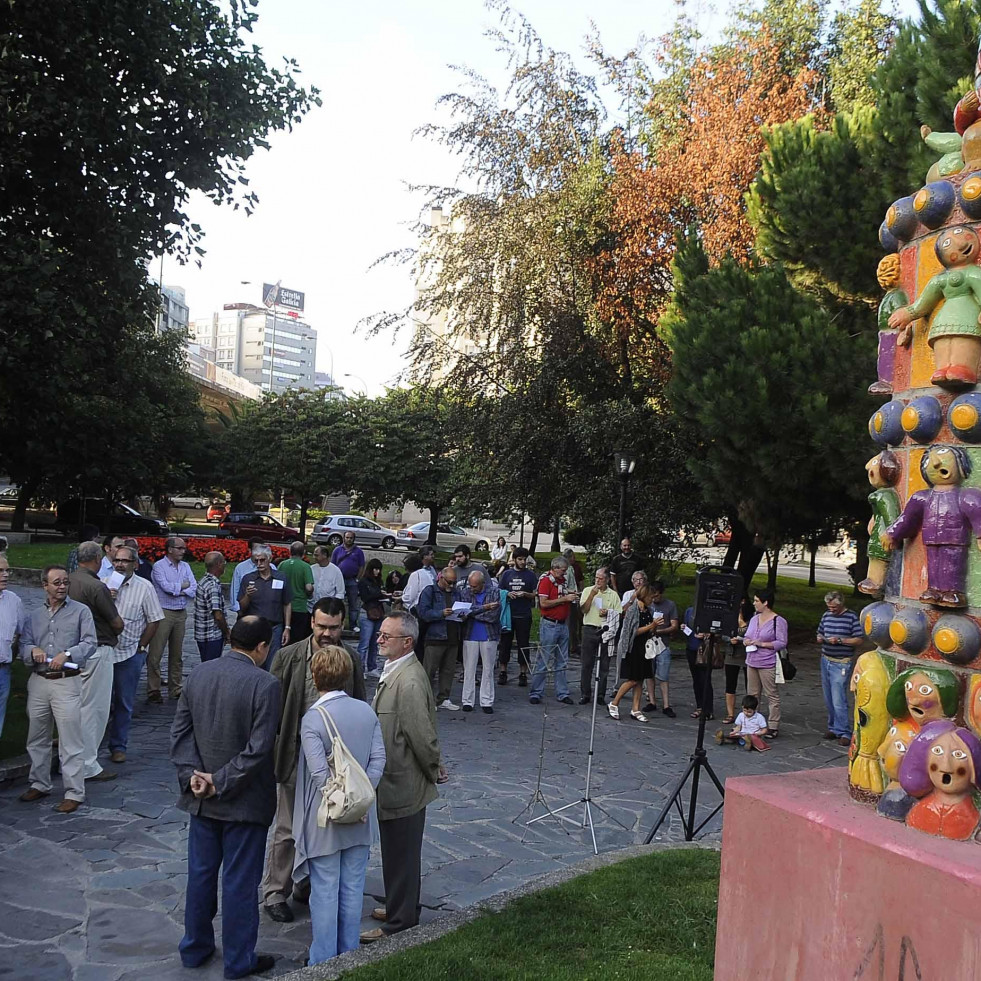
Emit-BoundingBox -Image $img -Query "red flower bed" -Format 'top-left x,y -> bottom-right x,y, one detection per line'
134,537 -> 291,564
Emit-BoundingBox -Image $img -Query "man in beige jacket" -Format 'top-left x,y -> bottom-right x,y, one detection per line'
361,611 -> 441,942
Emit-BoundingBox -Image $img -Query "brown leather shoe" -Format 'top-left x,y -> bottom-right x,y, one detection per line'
54,799 -> 81,814
18,788 -> 49,803
371,907 -> 387,922
86,770 -> 117,782
147,690 -> 162,704
110,751 -> 126,764
360,928 -> 386,944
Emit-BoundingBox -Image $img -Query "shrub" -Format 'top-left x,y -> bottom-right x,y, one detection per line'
134,536 -> 291,564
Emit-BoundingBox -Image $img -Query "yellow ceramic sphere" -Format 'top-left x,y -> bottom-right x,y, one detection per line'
901,406 -> 919,432
962,177 -> 981,201
889,620 -> 908,645
873,412 -> 884,433
934,627 -> 961,656
951,403 -> 979,430
913,188 -> 930,211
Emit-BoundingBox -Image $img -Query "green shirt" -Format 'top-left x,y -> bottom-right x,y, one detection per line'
580,586 -> 621,628
278,557 -> 314,613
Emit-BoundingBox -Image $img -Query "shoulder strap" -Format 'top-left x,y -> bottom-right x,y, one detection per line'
316,703 -> 340,741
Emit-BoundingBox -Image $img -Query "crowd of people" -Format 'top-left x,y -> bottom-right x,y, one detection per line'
0,527 -> 870,975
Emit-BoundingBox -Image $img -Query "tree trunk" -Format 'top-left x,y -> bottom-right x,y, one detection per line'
298,499 -> 309,542
550,516 -> 561,552
529,514 -> 546,556
851,523 -> 870,596
767,547 -> 780,593
808,538 -> 817,588
728,516 -> 765,592
426,504 -> 440,548
11,478 -> 36,533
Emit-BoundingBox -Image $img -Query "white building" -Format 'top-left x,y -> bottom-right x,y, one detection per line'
190,302 -> 317,394
158,285 -> 190,334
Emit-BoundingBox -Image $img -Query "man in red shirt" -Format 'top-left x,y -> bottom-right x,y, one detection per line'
528,557 -> 577,705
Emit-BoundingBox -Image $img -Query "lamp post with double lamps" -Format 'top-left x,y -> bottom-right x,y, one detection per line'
613,450 -> 637,544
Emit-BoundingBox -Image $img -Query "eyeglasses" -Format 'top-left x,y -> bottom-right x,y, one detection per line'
46,579 -> 69,587
377,632 -> 408,642
114,557 -> 136,564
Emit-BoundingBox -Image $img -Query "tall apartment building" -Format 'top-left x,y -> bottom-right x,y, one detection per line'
190,303 -> 317,394
158,285 -> 190,334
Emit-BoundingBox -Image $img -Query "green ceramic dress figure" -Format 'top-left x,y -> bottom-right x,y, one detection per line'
870,254 -> 909,395
859,450 -> 902,598
889,226 -> 981,388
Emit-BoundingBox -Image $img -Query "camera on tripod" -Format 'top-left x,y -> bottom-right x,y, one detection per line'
692,566 -> 744,637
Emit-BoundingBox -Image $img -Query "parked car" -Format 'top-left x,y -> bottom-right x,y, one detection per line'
714,527 -> 732,546
56,498 -> 168,537
397,522 -> 489,553
169,494 -> 211,510
217,511 -> 303,544
310,515 -> 397,550
206,502 -> 230,522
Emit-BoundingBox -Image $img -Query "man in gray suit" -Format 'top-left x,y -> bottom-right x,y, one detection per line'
361,611 -> 441,942
171,616 -> 281,979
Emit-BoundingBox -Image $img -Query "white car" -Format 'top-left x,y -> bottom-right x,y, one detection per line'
397,522 -> 489,553
169,494 -> 211,510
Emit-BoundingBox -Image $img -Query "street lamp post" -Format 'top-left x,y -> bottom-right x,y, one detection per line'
613,450 -> 637,545
343,372 -> 368,397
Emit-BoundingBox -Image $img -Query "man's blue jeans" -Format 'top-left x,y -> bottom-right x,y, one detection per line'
344,579 -> 361,629
0,665 -> 11,738
530,618 -> 570,700
180,815 -> 267,979
821,655 -> 852,738
358,613 -> 380,672
108,651 -> 146,754
307,844 -> 370,965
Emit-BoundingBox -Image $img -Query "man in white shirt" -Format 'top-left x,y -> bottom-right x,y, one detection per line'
310,546 -> 344,604
401,547 -> 438,613
0,556 -> 23,738
99,534 -> 125,579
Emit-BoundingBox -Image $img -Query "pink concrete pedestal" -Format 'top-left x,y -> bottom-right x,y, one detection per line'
715,767 -> 981,980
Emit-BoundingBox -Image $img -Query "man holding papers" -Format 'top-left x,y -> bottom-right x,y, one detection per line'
578,567 -> 620,705
20,564 -> 97,813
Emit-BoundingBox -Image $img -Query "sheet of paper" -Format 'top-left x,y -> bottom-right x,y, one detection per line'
681,624 -> 693,637
104,571 -> 125,590
745,644 -> 758,653
651,611 -> 664,622
271,579 -> 284,591
594,596 -> 603,609
451,601 -> 472,613
46,657 -> 80,670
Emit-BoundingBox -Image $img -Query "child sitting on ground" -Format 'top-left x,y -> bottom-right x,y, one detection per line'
715,695 -> 770,752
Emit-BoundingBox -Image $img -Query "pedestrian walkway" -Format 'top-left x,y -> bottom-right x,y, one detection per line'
2,584 -> 849,979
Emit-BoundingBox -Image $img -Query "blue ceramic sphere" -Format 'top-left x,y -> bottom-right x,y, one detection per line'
932,615 -> 981,666
888,607 -> 930,655
957,173 -> 981,219
869,400 -> 906,447
900,396 -> 943,444
879,222 -> 900,253
912,182 -> 955,229
948,392 -> 981,442
861,602 -> 894,647
885,196 -> 918,242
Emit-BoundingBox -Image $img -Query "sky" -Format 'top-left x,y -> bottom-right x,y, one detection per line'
172,0 -> 923,397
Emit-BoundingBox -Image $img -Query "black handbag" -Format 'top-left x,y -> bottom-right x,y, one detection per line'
779,650 -> 797,681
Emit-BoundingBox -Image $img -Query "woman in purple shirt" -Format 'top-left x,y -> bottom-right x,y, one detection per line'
731,588 -> 787,738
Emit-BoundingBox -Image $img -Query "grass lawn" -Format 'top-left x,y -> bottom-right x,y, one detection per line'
0,662 -> 29,761
341,848 -> 719,981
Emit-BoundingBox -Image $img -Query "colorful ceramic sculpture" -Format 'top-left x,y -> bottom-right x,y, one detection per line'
870,255 -> 910,395
876,721 -> 918,821
882,445 -> 981,608
849,652 -> 891,795
888,226 -> 981,388
954,45 -> 981,172
900,720 -> 981,840
884,666 -> 958,731
859,451 -> 901,598
967,675 -> 981,740
921,125 -> 964,184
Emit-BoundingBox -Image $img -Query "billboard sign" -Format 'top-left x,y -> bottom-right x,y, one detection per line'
263,282 -> 305,312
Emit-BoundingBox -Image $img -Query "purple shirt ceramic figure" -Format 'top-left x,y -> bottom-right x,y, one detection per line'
884,445 -> 981,608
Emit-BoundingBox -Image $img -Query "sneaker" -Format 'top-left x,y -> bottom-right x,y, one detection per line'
438,700 -> 460,712
353,626 -> 361,634
642,702 -> 656,713
518,673 -> 528,687
559,696 -> 574,705
529,696 -> 541,705
462,704 -> 474,712
482,706 -> 494,714
662,706 -> 676,718
498,671 -> 508,685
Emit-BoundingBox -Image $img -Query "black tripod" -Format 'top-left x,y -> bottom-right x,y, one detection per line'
644,630 -> 725,842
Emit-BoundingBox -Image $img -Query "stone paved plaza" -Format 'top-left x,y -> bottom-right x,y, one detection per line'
2,584 -> 851,979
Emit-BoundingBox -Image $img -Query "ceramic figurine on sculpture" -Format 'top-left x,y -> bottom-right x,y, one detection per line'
920,125 -> 964,183
967,675 -> 981,741
953,43 -> 981,171
882,445 -> 981,608
859,451 -> 901,597
899,720 -> 981,840
888,226 -> 981,388
848,652 -> 891,795
885,666 -> 958,731
876,721 -> 918,821
870,255 -> 910,395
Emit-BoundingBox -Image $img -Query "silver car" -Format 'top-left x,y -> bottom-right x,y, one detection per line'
397,522 -> 489,553
311,514 -> 398,550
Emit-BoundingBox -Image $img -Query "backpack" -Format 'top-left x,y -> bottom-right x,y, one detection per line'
315,704 -> 375,826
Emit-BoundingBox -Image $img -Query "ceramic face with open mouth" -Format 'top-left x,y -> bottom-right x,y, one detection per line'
904,672 -> 946,726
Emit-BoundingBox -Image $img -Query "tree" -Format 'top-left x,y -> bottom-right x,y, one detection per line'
663,232 -> 873,589
825,0 -> 896,113
0,0 -> 318,510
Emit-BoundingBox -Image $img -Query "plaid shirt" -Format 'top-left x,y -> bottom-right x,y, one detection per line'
113,573 -> 164,663
194,573 -> 226,643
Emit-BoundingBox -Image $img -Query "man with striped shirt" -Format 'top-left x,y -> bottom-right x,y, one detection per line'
816,591 -> 864,746
108,545 -> 164,763
0,555 -> 24,738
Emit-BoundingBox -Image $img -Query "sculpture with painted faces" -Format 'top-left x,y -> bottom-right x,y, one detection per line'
876,721 -> 918,822
888,226 -> 981,387
900,720 -> 981,840
858,451 -> 901,598
968,675 -> 981,740
885,667 -> 958,732
848,652 -> 891,795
